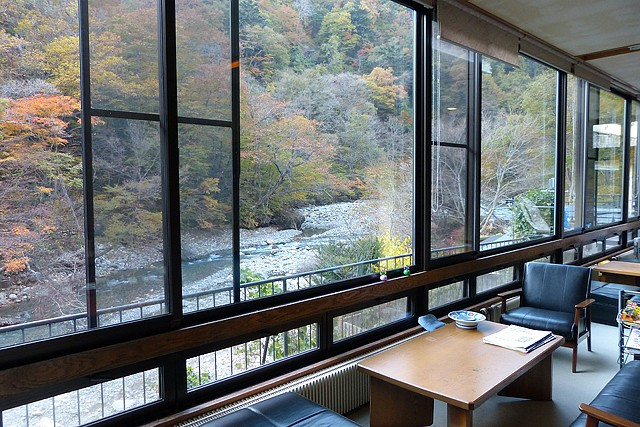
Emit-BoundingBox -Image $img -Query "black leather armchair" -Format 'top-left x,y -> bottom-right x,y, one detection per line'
499,262 -> 595,373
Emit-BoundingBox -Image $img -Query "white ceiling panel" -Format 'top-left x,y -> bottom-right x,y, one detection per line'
468,0 -> 640,91
469,0 -> 640,55
588,52 -> 640,90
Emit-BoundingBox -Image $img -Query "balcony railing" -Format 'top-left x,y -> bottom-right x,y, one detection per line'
0,234 -> 548,349
0,236 -> 543,348
0,253 -> 412,348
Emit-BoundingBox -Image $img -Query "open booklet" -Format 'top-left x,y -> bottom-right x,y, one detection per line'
483,325 -> 555,353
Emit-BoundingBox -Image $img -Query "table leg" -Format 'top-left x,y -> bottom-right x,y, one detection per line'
369,377 -> 434,427
447,404 -> 472,427
498,353 -> 552,401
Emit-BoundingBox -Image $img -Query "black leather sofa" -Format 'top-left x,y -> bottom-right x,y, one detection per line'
201,392 -> 361,426
570,360 -> 640,426
589,281 -> 640,326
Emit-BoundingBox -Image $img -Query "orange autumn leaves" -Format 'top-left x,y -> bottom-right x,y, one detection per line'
0,94 -> 80,275
1,95 -> 79,148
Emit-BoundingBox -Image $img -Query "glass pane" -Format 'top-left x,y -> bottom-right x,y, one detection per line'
2,369 -> 160,426
0,1 -> 86,348
431,35 -> 471,258
93,119 -> 166,321
429,281 -> 465,309
563,247 -> 579,263
432,35 -> 469,144
476,267 -> 515,293
565,75 -> 584,231
333,298 -> 409,342
89,0 -> 159,113
630,101 -> 640,218
179,125 -> 233,313
176,0 -> 231,120
583,241 -> 602,257
606,235 -> 621,250
585,87 -> 625,227
431,146 -> 468,257
186,323 -> 317,390
480,56 -> 557,250
238,0 -> 415,300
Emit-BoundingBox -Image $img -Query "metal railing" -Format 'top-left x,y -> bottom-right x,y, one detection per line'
0,236 -> 547,347
0,253 -> 412,347
0,235 -> 552,347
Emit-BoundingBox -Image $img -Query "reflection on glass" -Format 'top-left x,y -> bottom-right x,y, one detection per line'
89,0 -> 159,113
583,241 -> 602,257
563,247 -> 579,263
429,281 -> 465,309
585,87 -> 625,227
565,75 -> 584,231
476,267 -> 514,293
480,56 -> 557,251
93,119 -> 166,321
630,101 -> 640,218
333,298 -> 409,341
606,235 -> 621,250
431,35 -> 471,258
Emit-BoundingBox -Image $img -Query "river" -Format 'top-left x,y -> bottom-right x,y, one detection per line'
93,200 -> 380,309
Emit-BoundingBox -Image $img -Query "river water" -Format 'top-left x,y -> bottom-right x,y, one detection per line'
93,201 -> 379,310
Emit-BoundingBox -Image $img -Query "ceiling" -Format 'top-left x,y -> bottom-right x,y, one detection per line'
468,0 -> 640,92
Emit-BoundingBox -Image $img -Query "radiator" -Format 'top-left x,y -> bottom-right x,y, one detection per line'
480,296 -> 520,321
179,335 -> 418,427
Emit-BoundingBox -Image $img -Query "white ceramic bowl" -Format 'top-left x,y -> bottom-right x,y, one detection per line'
448,310 -> 486,328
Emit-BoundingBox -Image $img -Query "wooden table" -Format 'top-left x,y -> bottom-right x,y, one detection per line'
357,321 -> 564,427
592,260 -> 640,286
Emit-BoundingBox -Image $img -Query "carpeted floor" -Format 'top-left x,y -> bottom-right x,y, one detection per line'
346,322 -> 622,427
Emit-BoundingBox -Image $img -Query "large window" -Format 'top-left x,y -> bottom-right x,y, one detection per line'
0,0 -> 416,342
431,33 -> 473,258
5,4 -> 640,426
480,55 -> 557,250
585,87 -> 625,227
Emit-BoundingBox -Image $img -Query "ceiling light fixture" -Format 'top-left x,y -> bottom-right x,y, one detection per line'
447,107 -> 457,111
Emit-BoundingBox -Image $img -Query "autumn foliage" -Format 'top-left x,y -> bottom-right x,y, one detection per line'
0,95 -> 81,275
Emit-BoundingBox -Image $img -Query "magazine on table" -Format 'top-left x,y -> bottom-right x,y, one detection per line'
483,325 -> 555,353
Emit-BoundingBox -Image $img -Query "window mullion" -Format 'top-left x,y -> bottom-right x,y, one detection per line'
231,0 -> 241,304
158,0 -> 183,318
78,0 -> 98,328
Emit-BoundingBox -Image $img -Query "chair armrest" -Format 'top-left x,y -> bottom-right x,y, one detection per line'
579,403 -> 640,427
574,299 -> 596,326
575,298 -> 596,310
497,288 -> 522,314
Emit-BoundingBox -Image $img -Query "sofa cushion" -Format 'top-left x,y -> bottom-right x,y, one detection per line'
500,307 -> 578,340
202,392 -> 361,427
570,360 -> 640,426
